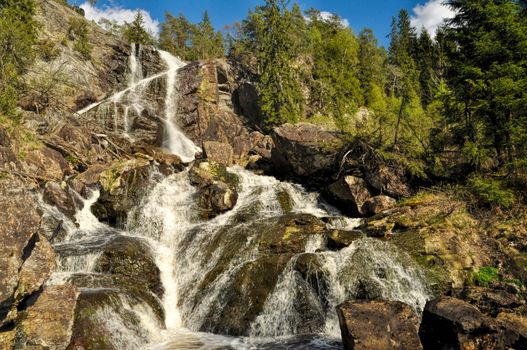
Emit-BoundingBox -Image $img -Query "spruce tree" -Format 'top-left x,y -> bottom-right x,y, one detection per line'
123,10 -> 152,45
257,0 -> 303,127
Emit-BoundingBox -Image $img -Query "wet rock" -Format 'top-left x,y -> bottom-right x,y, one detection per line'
327,176 -> 372,216
43,181 -> 77,219
68,288 -> 163,350
361,195 -> 396,216
195,214 -> 327,335
271,123 -> 345,183
94,236 -> 163,297
190,161 -> 239,219
337,300 -> 423,350
233,82 -> 261,127
326,229 -> 365,250
91,157 -> 155,227
419,296 -> 504,350
15,284 -> 79,350
293,253 -> 330,307
203,141 -> 234,166
66,273 -> 165,323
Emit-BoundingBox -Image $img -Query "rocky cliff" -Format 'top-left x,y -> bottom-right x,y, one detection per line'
0,0 -> 525,349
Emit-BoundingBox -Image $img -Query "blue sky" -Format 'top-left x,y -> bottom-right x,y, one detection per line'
75,0 -> 455,48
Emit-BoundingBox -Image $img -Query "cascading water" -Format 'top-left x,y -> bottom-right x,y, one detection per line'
158,50 -> 202,162
41,48 -> 433,349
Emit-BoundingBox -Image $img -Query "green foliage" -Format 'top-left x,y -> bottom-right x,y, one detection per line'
0,0 -> 38,117
123,11 -> 154,45
467,176 -> 517,208
256,1 -> 304,128
68,18 -> 92,59
471,266 -> 500,287
159,10 -> 225,61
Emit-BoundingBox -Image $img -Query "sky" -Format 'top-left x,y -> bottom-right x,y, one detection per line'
74,0 -> 455,48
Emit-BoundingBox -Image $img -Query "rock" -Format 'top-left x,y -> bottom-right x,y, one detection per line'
0,180 -> 55,327
419,296 -> 504,350
453,286 -> 526,317
43,181 -> 77,219
16,234 -> 56,300
22,146 -> 71,181
327,176 -> 372,216
362,195 -> 396,216
358,217 -> 395,238
203,141 -> 234,166
326,229 -> 365,250
336,300 -> 423,350
15,284 -> 79,350
67,288 -> 163,350
90,157 -> 155,227
193,214 -> 327,335
364,164 -> 411,199
176,60 -> 266,164
94,236 -> 163,297
271,123 -> 345,183
190,162 -> 239,219
496,312 -> 527,349
233,82 -> 261,126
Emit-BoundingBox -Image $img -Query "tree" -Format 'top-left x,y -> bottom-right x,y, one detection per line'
444,0 -> 527,168
123,10 -> 152,45
358,28 -> 387,108
257,0 -> 304,127
159,12 -> 193,59
0,0 -> 38,116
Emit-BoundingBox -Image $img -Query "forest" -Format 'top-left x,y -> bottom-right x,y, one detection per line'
2,0 -> 526,209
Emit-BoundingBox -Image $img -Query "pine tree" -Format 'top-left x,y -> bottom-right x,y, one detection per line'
159,13 -> 193,60
358,28 -> 387,109
123,10 -> 152,45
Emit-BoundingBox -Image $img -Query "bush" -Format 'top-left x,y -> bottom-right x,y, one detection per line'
68,18 -> 92,59
467,176 -> 517,209
471,266 -> 499,287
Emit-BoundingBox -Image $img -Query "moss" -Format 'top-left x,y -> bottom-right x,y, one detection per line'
399,192 -> 438,207
470,266 -> 499,287
66,154 -> 80,165
277,190 -> 293,213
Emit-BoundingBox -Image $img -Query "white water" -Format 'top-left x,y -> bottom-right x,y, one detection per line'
158,50 -> 201,162
75,46 -> 200,162
43,47 -> 433,349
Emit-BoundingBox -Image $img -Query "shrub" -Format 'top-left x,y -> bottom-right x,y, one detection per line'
471,266 -> 499,287
467,176 -> 517,209
68,18 -> 92,59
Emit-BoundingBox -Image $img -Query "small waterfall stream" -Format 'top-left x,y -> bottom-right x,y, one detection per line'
42,46 -> 432,349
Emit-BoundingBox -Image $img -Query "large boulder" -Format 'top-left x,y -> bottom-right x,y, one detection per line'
419,296 -> 505,350
327,176 -> 372,216
189,161 -> 239,219
14,284 -> 79,350
361,195 -> 397,216
337,300 -> 423,350
187,214 -> 327,336
0,179 -> 56,327
271,123 -> 345,183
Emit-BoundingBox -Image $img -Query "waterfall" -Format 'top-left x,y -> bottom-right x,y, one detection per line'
157,50 -> 201,162
75,46 -> 200,162
44,47 -> 434,349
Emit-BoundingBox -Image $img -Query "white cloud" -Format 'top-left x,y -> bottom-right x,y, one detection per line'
80,2 -> 160,35
410,0 -> 455,37
319,11 -> 350,28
